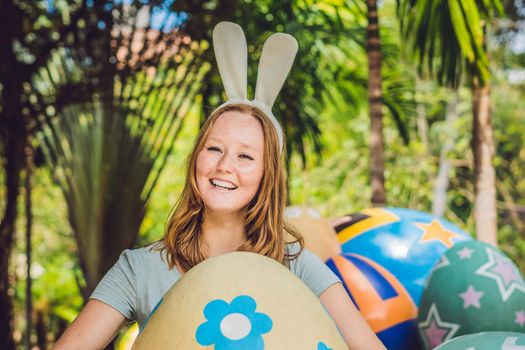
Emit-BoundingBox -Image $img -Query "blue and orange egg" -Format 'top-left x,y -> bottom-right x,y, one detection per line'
329,207 -> 472,349
334,207 -> 472,304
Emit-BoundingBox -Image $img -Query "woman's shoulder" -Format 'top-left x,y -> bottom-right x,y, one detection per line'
285,241 -> 312,272
119,242 -> 168,270
285,241 -> 303,256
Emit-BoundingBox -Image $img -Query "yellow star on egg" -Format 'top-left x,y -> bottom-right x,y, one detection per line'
416,220 -> 460,248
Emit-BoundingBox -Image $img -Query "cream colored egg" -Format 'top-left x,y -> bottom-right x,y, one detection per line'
132,252 -> 346,350
285,206 -> 341,261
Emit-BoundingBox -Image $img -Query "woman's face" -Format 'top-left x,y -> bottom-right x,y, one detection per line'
196,110 -> 265,217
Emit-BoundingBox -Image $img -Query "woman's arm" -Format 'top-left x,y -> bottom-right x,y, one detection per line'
52,299 -> 127,350
320,283 -> 386,350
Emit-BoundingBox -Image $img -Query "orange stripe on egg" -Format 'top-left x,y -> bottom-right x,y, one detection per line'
332,254 -> 417,333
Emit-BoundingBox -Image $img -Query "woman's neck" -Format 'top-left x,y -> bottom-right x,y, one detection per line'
201,211 -> 245,258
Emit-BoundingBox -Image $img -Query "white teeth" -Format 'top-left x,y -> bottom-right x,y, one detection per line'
210,179 -> 237,190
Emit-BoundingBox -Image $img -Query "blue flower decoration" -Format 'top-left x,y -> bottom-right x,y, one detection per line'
317,341 -> 333,350
196,295 -> 273,350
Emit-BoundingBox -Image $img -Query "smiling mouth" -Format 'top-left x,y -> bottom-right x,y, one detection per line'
210,179 -> 238,190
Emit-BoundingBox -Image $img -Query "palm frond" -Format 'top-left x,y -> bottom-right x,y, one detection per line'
397,0 -> 502,87
33,3 -> 204,292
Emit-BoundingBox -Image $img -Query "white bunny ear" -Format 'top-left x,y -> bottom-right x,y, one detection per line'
254,33 -> 298,108
212,22 -> 248,100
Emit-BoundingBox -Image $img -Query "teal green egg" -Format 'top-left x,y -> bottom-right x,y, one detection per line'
434,332 -> 525,350
417,240 -> 525,349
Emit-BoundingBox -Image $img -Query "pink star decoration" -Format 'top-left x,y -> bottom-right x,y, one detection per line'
424,320 -> 449,348
459,285 -> 484,309
457,247 -> 474,260
419,304 -> 459,349
516,310 -> 525,327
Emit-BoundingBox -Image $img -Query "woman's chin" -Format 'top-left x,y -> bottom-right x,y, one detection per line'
204,204 -> 245,217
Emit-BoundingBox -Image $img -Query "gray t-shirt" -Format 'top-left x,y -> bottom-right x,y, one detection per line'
90,244 -> 340,328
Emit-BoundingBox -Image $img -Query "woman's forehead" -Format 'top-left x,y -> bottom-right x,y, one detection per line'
207,111 -> 265,145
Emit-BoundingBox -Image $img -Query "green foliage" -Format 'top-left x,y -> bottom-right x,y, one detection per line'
137,103 -> 203,244
491,79 -> 525,272
397,0 -> 503,87
12,168 -> 83,345
289,91 -> 436,218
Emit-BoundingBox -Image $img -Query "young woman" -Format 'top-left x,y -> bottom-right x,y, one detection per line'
53,22 -> 385,350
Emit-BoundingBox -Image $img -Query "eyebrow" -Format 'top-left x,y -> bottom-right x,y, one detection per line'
206,137 -> 258,151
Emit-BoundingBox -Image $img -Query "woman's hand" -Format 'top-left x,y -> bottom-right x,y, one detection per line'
320,283 -> 387,350
52,299 -> 126,350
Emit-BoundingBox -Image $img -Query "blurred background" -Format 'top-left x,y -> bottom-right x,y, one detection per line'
0,0 -> 524,349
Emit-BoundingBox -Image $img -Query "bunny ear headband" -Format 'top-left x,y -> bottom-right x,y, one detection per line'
212,21 -> 299,152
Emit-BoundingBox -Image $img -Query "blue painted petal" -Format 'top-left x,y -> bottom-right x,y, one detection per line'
216,338 -> 246,350
317,341 -> 332,350
251,312 -> 273,334
203,299 -> 230,321
230,295 -> 257,314
231,335 -> 265,350
249,335 -> 266,350
196,321 -> 219,346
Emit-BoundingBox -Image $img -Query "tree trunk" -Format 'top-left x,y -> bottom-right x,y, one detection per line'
0,4 -> 26,340
433,93 -> 458,217
366,0 -> 386,206
472,78 -> 497,245
0,135 -> 25,350
35,310 -> 46,350
25,140 -> 34,350
415,75 -> 429,152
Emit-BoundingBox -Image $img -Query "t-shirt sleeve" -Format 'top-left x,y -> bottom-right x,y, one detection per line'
90,249 -> 137,321
290,245 -> 341,297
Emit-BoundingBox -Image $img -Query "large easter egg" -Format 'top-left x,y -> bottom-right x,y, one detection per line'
132,252 -> 346,350
284,206 -> 341,261
326,253 -> 421,350
434,332 -> 525,350
417,240 -> 525,349
334,207 -> 472,305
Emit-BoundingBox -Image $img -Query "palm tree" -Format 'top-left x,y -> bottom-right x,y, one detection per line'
366,0 -> 386,206
397,0 -> 503,245
34,2 -> 205,301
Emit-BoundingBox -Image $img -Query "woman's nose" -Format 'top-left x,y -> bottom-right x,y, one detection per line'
216,153 -> 234,172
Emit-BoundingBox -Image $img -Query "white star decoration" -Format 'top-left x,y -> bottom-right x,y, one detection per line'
419,303 -> 460,349
502,337 -> 525,349
476,247 -> 525,302
424,255 -> 451,289
434,254 -> 451,270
